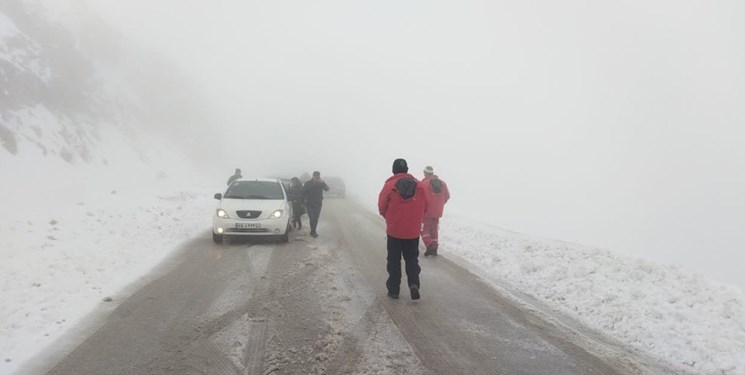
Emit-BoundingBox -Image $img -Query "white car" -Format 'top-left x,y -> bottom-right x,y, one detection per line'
212,178 -> 294,243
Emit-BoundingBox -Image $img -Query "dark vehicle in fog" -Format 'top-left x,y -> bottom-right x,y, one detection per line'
324,176 -> 346,198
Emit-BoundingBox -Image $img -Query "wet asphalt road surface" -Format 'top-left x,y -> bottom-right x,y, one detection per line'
36,199 -> 664,375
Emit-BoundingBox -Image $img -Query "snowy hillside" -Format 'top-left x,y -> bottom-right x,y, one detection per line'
1,10 -> 51,156
0,10 -> 51,104
2,6 -> 106,161
1,2 -> 212,166
1,5 -> 217,374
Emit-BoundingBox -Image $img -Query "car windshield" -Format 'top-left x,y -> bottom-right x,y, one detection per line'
224,181 -> 285,200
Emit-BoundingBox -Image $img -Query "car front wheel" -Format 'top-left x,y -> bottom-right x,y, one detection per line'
213,232 -> 223,243
279,223 -> 290,243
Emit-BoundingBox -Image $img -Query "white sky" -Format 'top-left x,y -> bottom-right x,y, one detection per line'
40,0 -> 745,286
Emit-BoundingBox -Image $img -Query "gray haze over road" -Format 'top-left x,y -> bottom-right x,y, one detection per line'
37,200 -> 673,375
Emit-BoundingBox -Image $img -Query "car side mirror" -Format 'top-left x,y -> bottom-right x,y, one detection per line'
214,193 -> 222,200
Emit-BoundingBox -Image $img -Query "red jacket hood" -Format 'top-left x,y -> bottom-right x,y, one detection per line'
422,175 -> 449,218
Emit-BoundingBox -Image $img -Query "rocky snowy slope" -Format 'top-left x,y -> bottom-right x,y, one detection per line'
1,5 -> 217,373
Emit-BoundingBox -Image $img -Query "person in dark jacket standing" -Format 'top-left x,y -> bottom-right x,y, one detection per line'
288,177 -> 305,229
227,168 -> 242,185
303,171 -> 329,238
421,165 -> 450,256
378,158 -> 428,300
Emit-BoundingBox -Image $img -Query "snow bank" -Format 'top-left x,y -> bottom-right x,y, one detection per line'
2,8 -> 219,374
441,216 -> 745,375
0,131 -> 216,374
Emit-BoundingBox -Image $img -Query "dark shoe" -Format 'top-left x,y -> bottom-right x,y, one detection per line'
410,285 -> 420,300
386,280 -> 399,299
432,248 -> 438,256
310,232 -> 318,238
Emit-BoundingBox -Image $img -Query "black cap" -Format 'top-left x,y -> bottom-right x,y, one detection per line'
392,158 -> 408,174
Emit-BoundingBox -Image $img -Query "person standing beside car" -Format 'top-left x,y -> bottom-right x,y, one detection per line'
378,158 -> 428,300
227,168 -> 242,185
288,177 -> 305,229
303,171 -> 329,238
421,165 -> 450,256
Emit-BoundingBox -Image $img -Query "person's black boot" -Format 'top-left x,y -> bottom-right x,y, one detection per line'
387,291 -> 399,299
410,285 -> 420,300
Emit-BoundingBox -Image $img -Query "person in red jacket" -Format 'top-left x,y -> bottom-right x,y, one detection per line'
421,165 -> 450,256
378,158 -> 428,300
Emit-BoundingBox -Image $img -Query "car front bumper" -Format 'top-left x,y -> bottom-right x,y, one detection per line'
213,217 -> 289,236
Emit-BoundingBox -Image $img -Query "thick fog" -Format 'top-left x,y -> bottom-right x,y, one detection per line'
42,0 -> 745,286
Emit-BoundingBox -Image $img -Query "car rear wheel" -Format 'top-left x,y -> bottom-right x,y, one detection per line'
212,233 -> 223,243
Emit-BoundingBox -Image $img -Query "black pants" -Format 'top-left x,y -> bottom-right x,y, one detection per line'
291,201 -> 304,227
386,236 -> 421,294
306,203 -> 322,234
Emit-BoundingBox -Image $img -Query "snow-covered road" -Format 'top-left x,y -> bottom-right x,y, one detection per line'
30,199 -> 666,375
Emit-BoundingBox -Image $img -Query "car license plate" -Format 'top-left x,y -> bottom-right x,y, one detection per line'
236,223 -> 260,229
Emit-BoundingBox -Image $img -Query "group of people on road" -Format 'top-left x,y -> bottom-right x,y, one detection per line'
288,171 -> 329,238
378,158 -> 450,301
225,159 -> 450,302
226,169 -> 330,238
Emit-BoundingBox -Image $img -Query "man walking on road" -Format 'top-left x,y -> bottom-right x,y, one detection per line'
303,171 -> 329,238
378,158 -> 427,300
421,165 -> 450,256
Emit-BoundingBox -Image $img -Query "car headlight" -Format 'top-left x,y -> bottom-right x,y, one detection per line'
269,210 -> 283,219
216,209 -> 229,218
